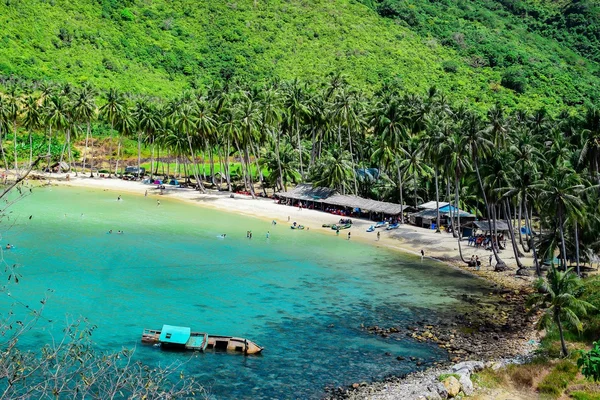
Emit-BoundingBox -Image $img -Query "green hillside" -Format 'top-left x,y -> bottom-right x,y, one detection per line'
0,0 -> 599,110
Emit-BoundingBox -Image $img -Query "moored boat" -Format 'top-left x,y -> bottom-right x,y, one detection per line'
366,225 -> 375,232
374,221 -> 388,228
386,223 -> 400,230
142,325 -> 263,355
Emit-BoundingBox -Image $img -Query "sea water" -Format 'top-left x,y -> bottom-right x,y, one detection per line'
0,185 -> 492,399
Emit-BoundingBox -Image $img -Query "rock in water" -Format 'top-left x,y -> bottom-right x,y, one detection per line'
442,376 -> 461,398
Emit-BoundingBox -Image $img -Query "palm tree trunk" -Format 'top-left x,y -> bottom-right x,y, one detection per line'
296,118 -> 304,179
0,129 -> 8,172
474,160 -> 505,267
504,199 -> 524,269
397,164 -> 404,224
346,125 -> 358,195
150,141 -> 155,180
310,127 -> 316,172
518,196 -> 527,251
275,128 -> 283,192
89,124 -> 95,177
108,119 -> 114,177
454,174 -> 468,264
186,133 -> 206,193
575,221 -> 580,276
13,121 -> 18,175
244,145 -> 256,199
556,311 -> 568,357
137,132 -> 142,181
558,206 -> 568,270
523,196 -> 541,276
435,165 -> 441,233
114,136 -> 122,177
29,132 -> 33,168
225,137 -> 232,191
83,122 -> 91,176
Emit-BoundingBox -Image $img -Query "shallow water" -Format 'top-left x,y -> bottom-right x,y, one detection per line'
0,186 -> 492,399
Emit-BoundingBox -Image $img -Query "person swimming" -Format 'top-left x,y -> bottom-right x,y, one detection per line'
218,234 -> 227,238
108,230 -> 113,234
5,244 -> 11,249
117,230 -> 122,234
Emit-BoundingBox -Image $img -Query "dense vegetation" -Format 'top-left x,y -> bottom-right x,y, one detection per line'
0,78 -> 599,276
1,0 -> 600,110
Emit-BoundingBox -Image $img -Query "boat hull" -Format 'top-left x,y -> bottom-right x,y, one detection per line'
141,328 -> 263,354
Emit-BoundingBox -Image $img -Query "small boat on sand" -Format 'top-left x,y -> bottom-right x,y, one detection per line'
322,223 -> 332,228
331,223 -> 351,230
386,223 -> 400,230
366,226 -> 375,232
142,325 -> 263,355
374,221 -> 388,228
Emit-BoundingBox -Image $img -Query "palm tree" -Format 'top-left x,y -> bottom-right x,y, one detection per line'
579,106 -> 600,186
45,95 -> 70,172
464,112 -> 507,269
71,85 -> 97,176
99,89 -> 126,177
313,150 -> 354,193
528,266 -> 595,357
170,101 -> 206,193
534,165 -> 585,270
283,79 -> 309,179
399,133 -> 433,208
0,94 -> 10,170
22,94 -> 42,167
6,86 -> 21,174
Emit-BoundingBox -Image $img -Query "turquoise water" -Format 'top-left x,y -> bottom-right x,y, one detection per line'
1,186 -> 492,399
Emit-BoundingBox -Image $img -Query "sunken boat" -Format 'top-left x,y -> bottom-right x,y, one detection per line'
141,325 -> 263,355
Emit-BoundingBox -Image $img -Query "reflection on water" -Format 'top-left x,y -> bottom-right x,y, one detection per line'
0,186 -> 492,398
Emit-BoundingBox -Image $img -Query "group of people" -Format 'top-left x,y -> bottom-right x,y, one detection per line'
468,254 -> 493,270
467,234 -> 506,251
107,230 -> 125,234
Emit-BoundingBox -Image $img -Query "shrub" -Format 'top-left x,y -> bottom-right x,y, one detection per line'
538,360 -> 579,397
578,342 -> 600,382
121,8 -> 134,21
442,60 -> 458,73
501,67 -> 527,93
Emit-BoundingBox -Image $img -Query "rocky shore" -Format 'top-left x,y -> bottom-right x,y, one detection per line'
324,285 -> 539,399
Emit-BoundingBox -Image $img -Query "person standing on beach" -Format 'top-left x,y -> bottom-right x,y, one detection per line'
336,228 -> 340,236
476,256 -> 481,271
287,216 -> 290,222
420,249 -> 425,260
157,199 -> 160,206
145,190 -> 148,197
489,254 -> 493,266
266,231 -> 270,239
377,231 -> 380,241
347,232 -> 351,240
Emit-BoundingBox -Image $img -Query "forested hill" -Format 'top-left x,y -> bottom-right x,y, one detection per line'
1,0 -> 599,111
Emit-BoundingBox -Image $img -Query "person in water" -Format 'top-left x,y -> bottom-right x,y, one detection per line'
5,244 -> 11,249
117,195 -> 122,201
266,231 -> 270,239
108,230 -> 113,234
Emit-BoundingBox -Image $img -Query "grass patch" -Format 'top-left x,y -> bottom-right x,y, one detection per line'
506,364 -> 541,388
470,368 -> 508,389
537,359 -> 579,398
571,392 -> 600,400
437,373 -> 460,382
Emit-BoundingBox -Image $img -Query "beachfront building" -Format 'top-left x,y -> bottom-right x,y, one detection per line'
276,184 -> 412,220
409,204 -> 476,231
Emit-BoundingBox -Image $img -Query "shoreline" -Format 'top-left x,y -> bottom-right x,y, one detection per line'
32,174 -> 539,398
38,174 -> 535,291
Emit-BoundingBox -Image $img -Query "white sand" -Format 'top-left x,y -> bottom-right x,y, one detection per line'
40,174 -> 535,289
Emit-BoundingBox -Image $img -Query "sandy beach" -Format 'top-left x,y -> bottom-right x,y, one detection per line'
38,173 -> 535,290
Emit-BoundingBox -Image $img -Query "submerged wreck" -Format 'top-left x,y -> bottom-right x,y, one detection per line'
141,325 -> 263,355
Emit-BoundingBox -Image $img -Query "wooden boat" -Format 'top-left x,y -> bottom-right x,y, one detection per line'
141,325 -> 263,355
